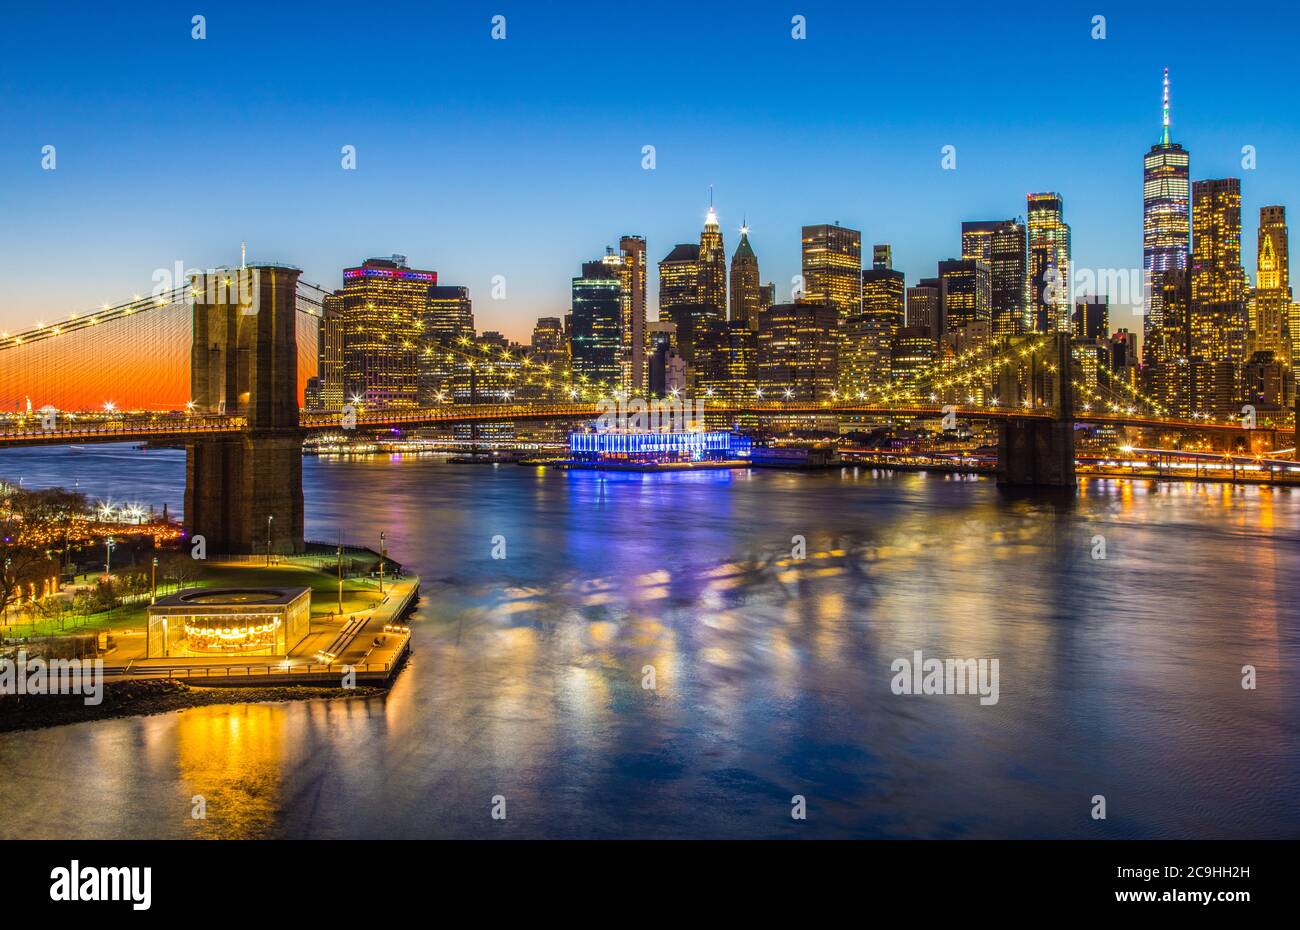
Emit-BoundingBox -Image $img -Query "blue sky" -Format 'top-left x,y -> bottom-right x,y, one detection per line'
2,0 -> 1297,341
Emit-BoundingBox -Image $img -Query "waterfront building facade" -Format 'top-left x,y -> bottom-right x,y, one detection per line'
342,255 -> 437,407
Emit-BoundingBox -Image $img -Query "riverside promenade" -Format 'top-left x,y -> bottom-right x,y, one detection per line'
103,573 -> 419,687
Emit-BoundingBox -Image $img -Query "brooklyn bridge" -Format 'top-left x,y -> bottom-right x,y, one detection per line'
2,264 -> 1294,554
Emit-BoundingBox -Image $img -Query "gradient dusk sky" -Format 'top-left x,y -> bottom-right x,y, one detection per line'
2,0 -> 1298,343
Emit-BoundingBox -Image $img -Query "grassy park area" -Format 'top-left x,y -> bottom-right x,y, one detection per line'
1,558 -> 385,639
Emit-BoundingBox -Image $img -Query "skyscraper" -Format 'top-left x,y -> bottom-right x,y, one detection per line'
571,259 -> 622,388
1073,296 -> 1110,342
801,223 -> 862,319
1149,269 -> 1191,417
890,325 -> 937,400
425,285 -> 474,345
531,316 -> 566,363
342,255 -> 437,407
658,242 -> 700,314
1190,178 -> 1247,416
963,220 -> 1029,337
657,207 -> 728,372
1142,69 -> 1191,360
730,225 -> 761,331
657,239 -> 711,370
616,235 -> 647,392
698,204 -> 728,318
938,258 -> 992,337
421,284 -> 474,403
696,319 -> 757,418
906,283 -> 942,343
318,289 -> 345,410
1255,205 -> 1291,361
1027,193 -> 1072,332
846,254 -> 905,393
757,302 -> 839,401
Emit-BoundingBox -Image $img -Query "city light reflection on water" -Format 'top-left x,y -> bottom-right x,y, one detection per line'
0,446 -> 1297,838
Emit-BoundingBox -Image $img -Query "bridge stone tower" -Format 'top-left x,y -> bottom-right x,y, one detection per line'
184,265 -> 306,554
996,332 -> 1077,489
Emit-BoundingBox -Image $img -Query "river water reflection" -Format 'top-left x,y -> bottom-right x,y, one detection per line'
0,446 -> 1297,838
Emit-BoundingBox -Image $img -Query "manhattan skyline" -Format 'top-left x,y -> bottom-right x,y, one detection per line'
3,1 -> 1299,342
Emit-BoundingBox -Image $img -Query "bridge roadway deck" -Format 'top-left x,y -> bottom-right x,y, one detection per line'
4,403 -> 1283,449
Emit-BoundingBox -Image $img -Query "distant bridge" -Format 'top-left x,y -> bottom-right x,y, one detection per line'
0,401 -> 1275,448
2,262 -> 1294,553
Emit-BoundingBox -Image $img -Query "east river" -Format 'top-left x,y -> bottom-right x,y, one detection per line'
1,445 -> 1297,838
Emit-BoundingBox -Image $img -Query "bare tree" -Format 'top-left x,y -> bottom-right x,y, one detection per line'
1,485 -> 85,620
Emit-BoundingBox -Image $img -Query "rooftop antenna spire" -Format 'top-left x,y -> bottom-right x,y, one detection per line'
1161,67 -> 1171,145
241,240 -> 246,269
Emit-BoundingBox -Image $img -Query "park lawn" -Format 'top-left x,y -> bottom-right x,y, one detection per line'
193,562 -> 383,619
7,560 -> 382,638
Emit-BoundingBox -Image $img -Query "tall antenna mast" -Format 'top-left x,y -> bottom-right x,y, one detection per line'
1161,68 -> 1171,145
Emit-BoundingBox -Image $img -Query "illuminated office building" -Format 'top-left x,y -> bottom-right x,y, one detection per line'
1073,296 -> 1110,342
615,235 -> 647,392
425,284 -> 474,345
698,205 -> 728,318
845,254 -> 905,393
657,238 -> 717,368
890,325 -> 937,400
451,335 -> 525,444
422,284 -> 474,403
696,319 -> 757,427
1027,193 -> 1072,332
1149,269 -> 1192,417
571,259 -> 623,388
1241,350 -> 1293,419
1255,206 -> 1291,361
531,316 -> 566,363
1143,69 -> 1191,360
343,255 -> 437,407
963,219 -> 1029,337
759,282 -> 776,312
730,226 -> 762,331
757,302 -> 839,401
318,289 -> 344,409
647,320 -> 689,397
1190,178 -> 1247,416
801,223 -> 862,319
873,243 -> 892,271
906,283 -> 941,342
938,259 -> 992,339
658,242 -> 700,314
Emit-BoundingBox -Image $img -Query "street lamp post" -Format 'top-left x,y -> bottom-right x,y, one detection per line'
104,537 -> 115,577
379,531 -> 386,596
266,514 -> 274,566
151,556 -> 159,605
336,531 -> 344,615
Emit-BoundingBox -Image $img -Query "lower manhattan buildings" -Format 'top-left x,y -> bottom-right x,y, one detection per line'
5,0 -> 1300,870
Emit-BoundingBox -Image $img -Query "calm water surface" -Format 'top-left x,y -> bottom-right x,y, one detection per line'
1,445 -> 1297,839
